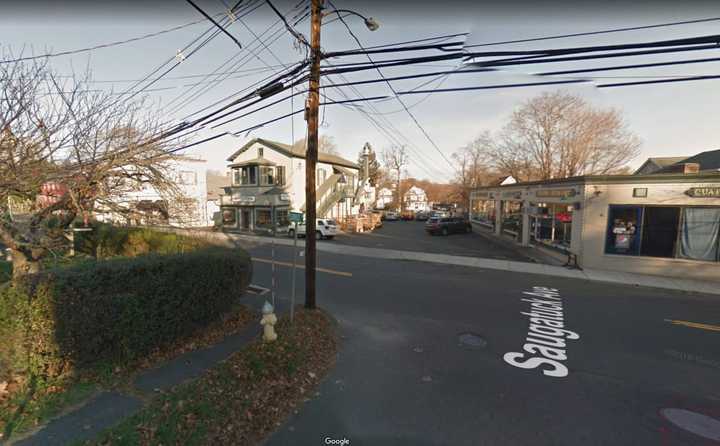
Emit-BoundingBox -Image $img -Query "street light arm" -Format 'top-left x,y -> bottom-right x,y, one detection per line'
322,8 -> 379,31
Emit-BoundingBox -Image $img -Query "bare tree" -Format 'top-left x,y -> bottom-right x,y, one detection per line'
292,134 -> 338,155
451,132 -> 495,205
1,57 -> 184,279
486,91 -> 641,181
381,145 -> 408,212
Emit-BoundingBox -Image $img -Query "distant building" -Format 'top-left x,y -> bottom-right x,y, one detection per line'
403,186 -> 430,212
97,155 -> 209,227
375,187 -> 394,210
219,138 -> 360,233
470,148 -> 720,283
634,149 -> 720,175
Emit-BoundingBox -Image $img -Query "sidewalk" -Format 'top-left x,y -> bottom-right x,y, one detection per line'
201,231 -> 720,297
12,301 -> 265,446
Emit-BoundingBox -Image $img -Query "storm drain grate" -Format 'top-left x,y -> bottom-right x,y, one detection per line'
661,408 -> 720,441
458,332 -> 487,348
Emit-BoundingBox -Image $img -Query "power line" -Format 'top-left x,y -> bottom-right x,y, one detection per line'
395,79 -> 589,95
470,44 -> 720,69
464,16 -> 720,48
0,14 -> 226,64
535,55 -> 720,76
597,74 -> 720,88
185,0 -> 244,49
328,0 -> 456,173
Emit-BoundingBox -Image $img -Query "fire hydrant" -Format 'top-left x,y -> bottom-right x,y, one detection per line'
260,301 -> 278,342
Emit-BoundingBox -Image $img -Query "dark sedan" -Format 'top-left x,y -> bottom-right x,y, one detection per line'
425,217 -> 472,236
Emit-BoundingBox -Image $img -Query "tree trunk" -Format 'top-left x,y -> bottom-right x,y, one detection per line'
10,249 -> 41,280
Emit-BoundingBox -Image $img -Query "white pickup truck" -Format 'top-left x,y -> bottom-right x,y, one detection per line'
288,218 -> 338,240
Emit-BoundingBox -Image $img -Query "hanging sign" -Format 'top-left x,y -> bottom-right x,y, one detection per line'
685,187 -> 720,198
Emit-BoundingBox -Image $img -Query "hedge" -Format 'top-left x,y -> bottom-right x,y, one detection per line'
0,247 -> 252,382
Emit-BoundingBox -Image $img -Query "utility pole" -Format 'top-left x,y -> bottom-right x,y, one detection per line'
304,0 -> 323,310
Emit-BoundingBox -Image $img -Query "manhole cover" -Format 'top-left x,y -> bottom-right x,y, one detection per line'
661,408 -> 720,441
458,332 -> 487,348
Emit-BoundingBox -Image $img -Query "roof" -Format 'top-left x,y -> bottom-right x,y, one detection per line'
226,138 -> 359,169
206,171 -> 229,200
662,149 -> 720,172
472,170 -> 720,190
633,156 -> 686,174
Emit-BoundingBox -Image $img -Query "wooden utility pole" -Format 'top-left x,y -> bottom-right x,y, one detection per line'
304,0 -> 323,309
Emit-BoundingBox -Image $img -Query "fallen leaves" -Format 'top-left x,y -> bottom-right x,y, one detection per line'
89,307 -> 338,446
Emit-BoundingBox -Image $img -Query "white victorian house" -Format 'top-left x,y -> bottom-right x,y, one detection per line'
375,187 -> 394,210
404,185 -> 430,212
219,138 -> 360,233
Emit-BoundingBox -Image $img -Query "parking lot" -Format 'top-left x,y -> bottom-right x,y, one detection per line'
332,219 -> 532,262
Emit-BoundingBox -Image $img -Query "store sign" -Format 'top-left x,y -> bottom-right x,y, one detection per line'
501,191 -> 522,199
536,189 -> 577,198
472,191 -> 490,199
685,186 -> 720,198
232,194 -> 256,204
280,193 -> 290,201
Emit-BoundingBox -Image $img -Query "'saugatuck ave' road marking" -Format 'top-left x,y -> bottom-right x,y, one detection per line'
503,286 -> 580,378
664,319 -> 720,333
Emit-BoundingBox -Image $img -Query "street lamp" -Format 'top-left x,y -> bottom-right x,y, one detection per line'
323,9 -> 380,31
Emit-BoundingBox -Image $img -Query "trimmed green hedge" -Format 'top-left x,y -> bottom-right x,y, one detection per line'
0,247 -> 252,381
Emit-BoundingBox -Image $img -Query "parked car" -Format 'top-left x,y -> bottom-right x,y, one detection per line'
400,211 -> 414,221
288,218 -> 338,239
425,216 -> 472,236
384,211 -> 399,221
415,211 -> 429,221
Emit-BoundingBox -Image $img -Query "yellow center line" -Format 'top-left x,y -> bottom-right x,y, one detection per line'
252,257 -> 353,277
664,319 -> 720,333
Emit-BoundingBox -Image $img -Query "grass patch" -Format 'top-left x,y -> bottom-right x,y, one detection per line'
0,304 -> 256,442
0,261 -> 11,284
88,308 -> 338,446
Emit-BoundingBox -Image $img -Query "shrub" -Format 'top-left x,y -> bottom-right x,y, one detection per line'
75,223 -> 206,258
0,260 -> 11,283
0,247 -> 252,381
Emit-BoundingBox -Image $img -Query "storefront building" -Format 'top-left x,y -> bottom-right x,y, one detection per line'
470,171 -> 720,282
220,138 -> 360,234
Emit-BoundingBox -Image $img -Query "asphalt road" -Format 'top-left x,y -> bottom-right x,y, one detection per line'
245,228 -> 720,446
332,220 -> 531,262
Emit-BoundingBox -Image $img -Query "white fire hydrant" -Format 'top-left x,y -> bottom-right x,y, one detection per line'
261,301 -> 278,342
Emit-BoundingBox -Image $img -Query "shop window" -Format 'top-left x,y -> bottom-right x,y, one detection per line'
640,206 -> 680,258
470,198 -> 495,224
501,201 -> 523,235
605,205 -> 642,255
255,209 -> 273,229
276,209 -> 289,227
260,166 -> 274,185
276,166 -> 286,186
680,208 -> 720,261
222,208 -> 236,225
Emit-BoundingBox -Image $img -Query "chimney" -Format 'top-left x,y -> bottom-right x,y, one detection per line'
666,162 -> 700,174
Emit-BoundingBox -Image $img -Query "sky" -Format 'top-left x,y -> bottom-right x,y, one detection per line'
2,0 -> 720,182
